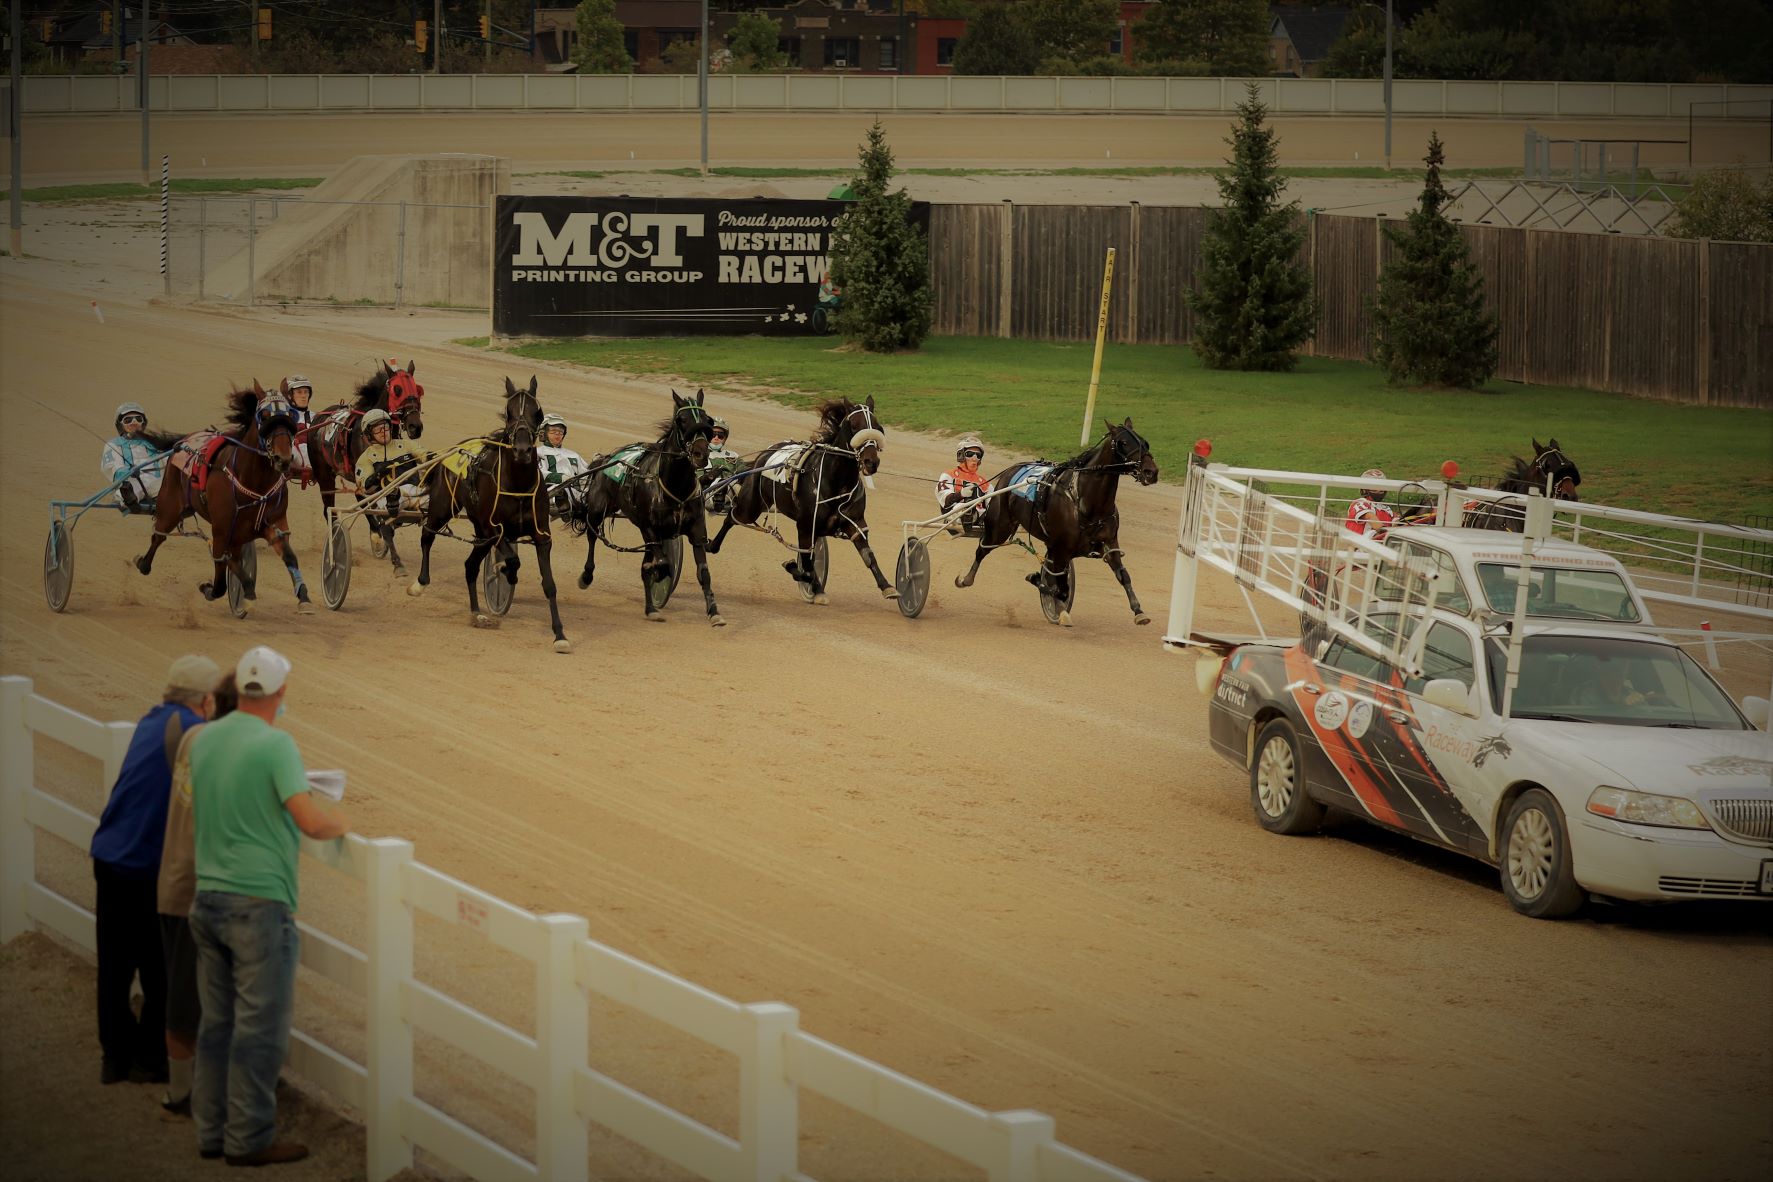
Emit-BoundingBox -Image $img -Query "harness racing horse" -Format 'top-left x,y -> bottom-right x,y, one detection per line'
573,389 -> 727,626
409,376 -> 571,653
134,382 -> 313,614
954,418 -> 1159,627
708,396 -> 896,605
309,359 -> 426,570
1465,438 -> 1581,532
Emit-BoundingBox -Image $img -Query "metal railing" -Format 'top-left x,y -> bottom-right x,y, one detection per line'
1446,179 -> 1681,233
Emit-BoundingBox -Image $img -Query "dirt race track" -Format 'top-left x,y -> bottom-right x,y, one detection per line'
2,153 -> 1771,1179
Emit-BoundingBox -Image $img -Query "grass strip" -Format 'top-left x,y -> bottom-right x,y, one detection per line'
0,177 -> 322,203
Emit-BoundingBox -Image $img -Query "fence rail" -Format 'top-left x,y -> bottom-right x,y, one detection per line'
6,74 -> 1772,119
0,675 -> 1143,1182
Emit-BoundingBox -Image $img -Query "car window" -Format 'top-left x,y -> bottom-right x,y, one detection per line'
1485,634 -> 1748,727
1413,622 -> 1477,691
1400,543 -> 1472,614
1477,563 -> 1641,623
1322,613 -> 1404,683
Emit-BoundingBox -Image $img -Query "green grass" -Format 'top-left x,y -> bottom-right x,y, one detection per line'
465,334 -> 1771,525
0,177 -> 322,203
523,164 -> 1529,183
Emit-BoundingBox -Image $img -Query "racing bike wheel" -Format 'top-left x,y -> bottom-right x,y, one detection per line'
1251,718 -> 1326,836
894,537 -> 931,619
43,521 -> 75,613
321,522 -> 351,611
1500,789 -> 1585,919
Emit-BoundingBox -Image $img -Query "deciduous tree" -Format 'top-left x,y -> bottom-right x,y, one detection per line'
1138,0 -> 1270,77
572,0 -> 633,74
727,11 -> 789,72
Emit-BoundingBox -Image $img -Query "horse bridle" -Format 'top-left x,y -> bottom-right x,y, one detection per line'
841,404 -> 885,457
1533,446 -> 1580,499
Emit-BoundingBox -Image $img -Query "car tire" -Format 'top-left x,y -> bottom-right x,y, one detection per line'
1499,789 -> 1586,919
1251,719 -> 1326,835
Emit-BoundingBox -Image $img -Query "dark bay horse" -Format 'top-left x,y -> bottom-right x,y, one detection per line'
135,382 -> 313,614
708,396 -> 896,604
954,418 -> 1159,627
574,389 -> 726,625
309,359 -> 426,566
1465,438 -> 1581,531
409,377 -> 570,653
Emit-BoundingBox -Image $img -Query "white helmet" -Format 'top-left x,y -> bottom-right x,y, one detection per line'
957,434 -> 985,460
282,375 -> 313,404
361,408 -> 393,434
1360,468 -> 1387,499
541,413 -> 567,434
115,402 -> 147,432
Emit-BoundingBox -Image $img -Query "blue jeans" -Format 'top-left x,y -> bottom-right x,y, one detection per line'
189,891 -> 299,1157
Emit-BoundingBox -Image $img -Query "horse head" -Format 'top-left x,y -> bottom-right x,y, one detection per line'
231,380 -> 296,474
386,359 -> 425,441
834,395 -> 885,477
668,388 -> 715,467
502,375 -> 541,461
1530,437 -> 1580,501
1106,417 -> 1159,486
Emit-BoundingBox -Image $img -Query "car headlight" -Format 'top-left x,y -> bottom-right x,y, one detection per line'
1586,786 -> 1712,830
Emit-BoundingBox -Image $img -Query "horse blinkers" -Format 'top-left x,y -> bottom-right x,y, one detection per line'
1113,423 -> 1158,486
256,395 -> 297,472
847,406 -> 885,476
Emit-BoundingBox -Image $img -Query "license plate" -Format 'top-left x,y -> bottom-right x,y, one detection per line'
1762,861 -> 1773,895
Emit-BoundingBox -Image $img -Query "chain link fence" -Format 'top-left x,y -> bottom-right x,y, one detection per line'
168,196 -> 492,311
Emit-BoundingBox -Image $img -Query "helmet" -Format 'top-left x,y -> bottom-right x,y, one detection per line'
282,375 -> 313,403
115,402 -> 147,432
957,434 -> 985,460
1360,468 -> 1388,500
710,416 -> 729,434
361,409 -> 393,435
541,413 -> 567,434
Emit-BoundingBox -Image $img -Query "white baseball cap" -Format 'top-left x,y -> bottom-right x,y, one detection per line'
235,646 -> 291,697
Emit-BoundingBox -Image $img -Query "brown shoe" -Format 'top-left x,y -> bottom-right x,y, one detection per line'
224,1141 -> 309,1168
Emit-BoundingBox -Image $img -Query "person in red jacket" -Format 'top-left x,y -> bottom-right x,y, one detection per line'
1346,469 -> 1397,541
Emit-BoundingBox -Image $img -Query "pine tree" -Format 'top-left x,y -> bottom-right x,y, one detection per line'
1370,132 -> 1500,388
571,0 -> 632,74
951,1 -> 1041,76
1187,84 -> 1316,372
828,121 -> 934,353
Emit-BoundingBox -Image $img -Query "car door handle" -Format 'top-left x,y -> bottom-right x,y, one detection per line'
1388,710 -> 1410,724
1301,684 -> 1321,695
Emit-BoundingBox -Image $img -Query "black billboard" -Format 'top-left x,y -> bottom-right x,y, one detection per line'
493,195 -> 926,338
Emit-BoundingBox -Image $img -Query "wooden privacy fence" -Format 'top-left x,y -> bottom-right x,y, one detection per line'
929,204 -> 1772,408
0,676 -> 1143,1182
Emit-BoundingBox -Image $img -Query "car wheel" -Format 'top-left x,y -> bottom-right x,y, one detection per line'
1251,719 -> 1325,835
1500,789 -> 1585,919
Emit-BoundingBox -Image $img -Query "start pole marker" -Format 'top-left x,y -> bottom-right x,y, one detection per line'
91,300 -> 104,324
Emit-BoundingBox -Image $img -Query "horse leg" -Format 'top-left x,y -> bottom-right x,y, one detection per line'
955,505 -> 1015,589
845,524 -> 896,600
790,518 -> 825,605
198,530 -> 229,602
464,537 -> 498,628
383,522 -> 408,578
1029,545 -> 1077,628
408,482 -> 444,597
687,514 -> 725,627
641,538 -> 669,622
707,478 -> 753,555
1103,545 -> 1149,625
577,516 -> 600,590
534,535 -> 571,653
266,524 -> 314,615
134,484 -> 180,575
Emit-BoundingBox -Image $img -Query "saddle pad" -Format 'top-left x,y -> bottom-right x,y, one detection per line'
761,443 -> 808,485
169,431 -> 227,494
441,439 -> 490,481
1004,462 -> 1053,502
600,445 -> 647,485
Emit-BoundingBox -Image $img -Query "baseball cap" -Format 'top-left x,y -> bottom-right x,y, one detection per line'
166,654 -> 222,694
235,646 -> 291,697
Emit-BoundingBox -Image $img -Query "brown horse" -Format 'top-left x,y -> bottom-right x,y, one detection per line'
135,382 -> 312,614
308,359 -> 426,568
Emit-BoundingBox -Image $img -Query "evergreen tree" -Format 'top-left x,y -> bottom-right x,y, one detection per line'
952,1 -> 1041,75
1187,85 -> 1316,372
828,121 -> 934,353
572,0 -> 632,74
1138,0 -> 1270,76
1369,132 -> 1499,388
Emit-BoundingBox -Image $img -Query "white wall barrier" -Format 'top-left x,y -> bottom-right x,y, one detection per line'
0,675 -> 1144,1182
6,74 -> 1770,117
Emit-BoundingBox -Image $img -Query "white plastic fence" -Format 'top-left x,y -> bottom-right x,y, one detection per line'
0,675 -> 1143,1182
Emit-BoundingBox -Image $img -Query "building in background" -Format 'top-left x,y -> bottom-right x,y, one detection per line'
1269,4 -> 1351,78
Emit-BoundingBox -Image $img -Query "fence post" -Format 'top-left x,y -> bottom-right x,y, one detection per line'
393,201 -> 408,310
997,199 -> 1013,339
986,1110 -> 1055,1182
534,914 -> 589,1182
363,837 -> 415,1182
0,677 -> 34,943
738,1002 -> 799,1181
247,196 -> 256,307
1697,237 -> 1711,405
197,197 -> 206,301
1126,201 -> 1140,345
101,720 -> 135,788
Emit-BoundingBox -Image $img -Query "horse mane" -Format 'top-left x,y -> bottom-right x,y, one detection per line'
1053,430 -> 1118,472
352,369 -> 389,412
140,428 -> 186,451
1497,454 -> 1535,492
222,387 -> 260,432
810,398 -> 857,443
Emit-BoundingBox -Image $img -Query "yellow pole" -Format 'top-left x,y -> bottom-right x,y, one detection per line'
1080,246 -> 1116,446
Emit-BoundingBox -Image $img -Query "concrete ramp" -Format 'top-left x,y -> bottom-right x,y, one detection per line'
206,154 -> 509,308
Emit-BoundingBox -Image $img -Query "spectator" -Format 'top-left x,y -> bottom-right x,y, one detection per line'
89,654 -> 221,1087
155,672 -> 238,1118
189,646 -> 349,1167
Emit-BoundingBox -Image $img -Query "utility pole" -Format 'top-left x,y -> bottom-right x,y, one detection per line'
112,0 -> 121,70
10,0 -> 22,258
140,1 -> 151,184
433,0 -> 441,73
898,0 -> 906,75
1383,0 -> 1393,170
698,0 -> 708,176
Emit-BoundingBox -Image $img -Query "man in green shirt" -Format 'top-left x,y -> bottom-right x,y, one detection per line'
188,646 -> 349,1168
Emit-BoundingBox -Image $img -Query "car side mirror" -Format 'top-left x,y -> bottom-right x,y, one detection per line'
1742,696 -> 1770,731
1423,678 -> 1476,717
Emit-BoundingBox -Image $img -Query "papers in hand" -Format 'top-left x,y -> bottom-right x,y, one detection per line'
306,769 -> 346,802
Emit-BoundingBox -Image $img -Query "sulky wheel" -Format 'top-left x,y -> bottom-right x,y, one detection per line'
894,537 -> 931,619
648,535 -> 686,612
321,521 -> 351,610
1038,560 -> 1077,626
43,521 -> 75,613
226,541 -> 257,620
796,536 -> 830,604
482,549 -> 515,617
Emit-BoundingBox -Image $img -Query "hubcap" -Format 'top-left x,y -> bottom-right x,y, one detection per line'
1256,737 -> 1295,817
1507,807 -> 1556,899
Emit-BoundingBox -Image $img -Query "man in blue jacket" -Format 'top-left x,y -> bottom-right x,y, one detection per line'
89,654 -> 221,1085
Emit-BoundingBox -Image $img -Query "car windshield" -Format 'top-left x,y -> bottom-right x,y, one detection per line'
1485,634 -> 1748,728
1476,563 -> 1640,623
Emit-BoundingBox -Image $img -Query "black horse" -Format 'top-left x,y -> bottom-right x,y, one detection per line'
1465,438 -> 1582,531
709,396 -> 896,604
409,377 -> 570,653
954,418 -> 1159,627
309,360 -> 427,572
573,389 -> 726,626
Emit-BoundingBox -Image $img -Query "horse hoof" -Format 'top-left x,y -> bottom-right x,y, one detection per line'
296,601 -> 315,616
133,556 -> 150,576
577,574 -> 591,590
1134,613 -> 1151,626
710,614 -> 727,628
813,593 -> 829,606
198,583 -> 219,601
393,565 -> 409,579
645,610 -> 666,623
1057,610 -> 1073,628
552,639 -> 573,654
406,581 -> 426,597
472,613 -> 499,629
